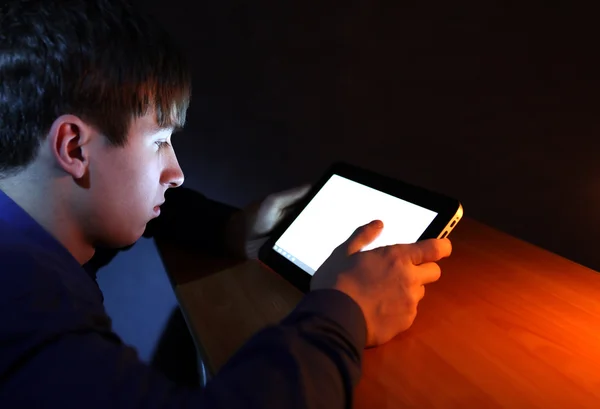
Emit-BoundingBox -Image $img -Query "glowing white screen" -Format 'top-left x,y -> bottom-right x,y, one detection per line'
273,174 -> 438,275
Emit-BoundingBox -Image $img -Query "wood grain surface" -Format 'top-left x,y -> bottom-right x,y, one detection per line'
160,218 -> 600,408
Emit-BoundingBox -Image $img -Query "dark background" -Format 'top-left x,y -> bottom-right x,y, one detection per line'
137,0 -> 600,271
6,0 -> 600,367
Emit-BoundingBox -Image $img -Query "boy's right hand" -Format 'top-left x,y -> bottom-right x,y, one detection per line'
310,220 -> 452,347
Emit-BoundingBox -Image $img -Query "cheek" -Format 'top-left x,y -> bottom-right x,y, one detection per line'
128,168 -> 161,206
89,150 -> 160,227
113,158 -> 162,210
81,139 -> 168,247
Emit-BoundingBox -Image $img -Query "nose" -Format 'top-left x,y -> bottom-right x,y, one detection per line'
161,150 -> 185,188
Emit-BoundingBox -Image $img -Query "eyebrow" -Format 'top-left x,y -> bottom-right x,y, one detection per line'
148,124 -> 180,135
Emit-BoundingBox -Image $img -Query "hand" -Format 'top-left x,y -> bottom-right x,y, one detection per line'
245,184 -> 311,240
311,220 -> 452,347
226,185 -> 311,259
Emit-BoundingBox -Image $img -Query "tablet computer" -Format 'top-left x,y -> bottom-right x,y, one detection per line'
258,162 -> 463,292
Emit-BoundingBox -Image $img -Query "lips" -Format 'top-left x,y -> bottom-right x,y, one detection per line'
153,201 -> 164,216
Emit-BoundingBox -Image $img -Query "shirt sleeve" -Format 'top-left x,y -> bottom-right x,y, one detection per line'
143,187 -> 240,255
203,289 -> 367,409
1,290 -> 366,409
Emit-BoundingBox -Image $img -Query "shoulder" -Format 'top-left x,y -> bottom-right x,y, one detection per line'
0,239 -> 52,290
0,232 -> 104,312
0,229 -> 112,339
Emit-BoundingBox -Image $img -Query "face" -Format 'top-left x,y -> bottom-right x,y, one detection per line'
79,114 -> 184,248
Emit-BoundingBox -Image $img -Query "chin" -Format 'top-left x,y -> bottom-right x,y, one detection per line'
97,228 -> 145,249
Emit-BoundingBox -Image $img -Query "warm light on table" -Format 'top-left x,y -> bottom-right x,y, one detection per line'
158,217 -> 600,408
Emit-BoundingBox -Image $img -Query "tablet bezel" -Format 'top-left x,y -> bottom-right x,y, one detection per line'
258,162 -> 462,293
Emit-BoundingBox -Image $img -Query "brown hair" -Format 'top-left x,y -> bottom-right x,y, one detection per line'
0,0 -> 191,175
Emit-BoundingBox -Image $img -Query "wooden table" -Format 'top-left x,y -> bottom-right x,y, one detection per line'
157,217 -> 600,408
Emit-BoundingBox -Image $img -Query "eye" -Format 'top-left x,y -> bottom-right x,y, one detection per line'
155,141 -> 170,150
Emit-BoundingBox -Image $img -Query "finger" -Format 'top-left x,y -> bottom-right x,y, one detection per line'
343,220 -> 384,255
273,184 -> 312,209
417,285 -> 426,301
416,262 -> 442,285
409,238 -> 452,265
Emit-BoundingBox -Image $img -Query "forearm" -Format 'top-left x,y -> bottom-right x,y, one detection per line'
222,208 -> 250,260
3,290 -> 366,409
144,187 -> 240,256
204,289 -> 366,409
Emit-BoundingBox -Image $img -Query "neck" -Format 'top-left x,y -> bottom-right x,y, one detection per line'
0,170 -> 94,265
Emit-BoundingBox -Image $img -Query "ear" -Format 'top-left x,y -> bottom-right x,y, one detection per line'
46,115 -> 96,179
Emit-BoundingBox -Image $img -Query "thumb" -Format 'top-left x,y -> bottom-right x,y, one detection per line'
343,220 -> 384,255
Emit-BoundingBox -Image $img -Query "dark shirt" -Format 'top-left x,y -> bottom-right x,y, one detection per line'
0,187 -> 366,408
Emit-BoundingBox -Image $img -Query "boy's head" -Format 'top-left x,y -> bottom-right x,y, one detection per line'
0,0 -> 191,258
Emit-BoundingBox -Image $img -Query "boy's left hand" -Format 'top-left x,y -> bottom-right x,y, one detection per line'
227,185 -> 311,259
